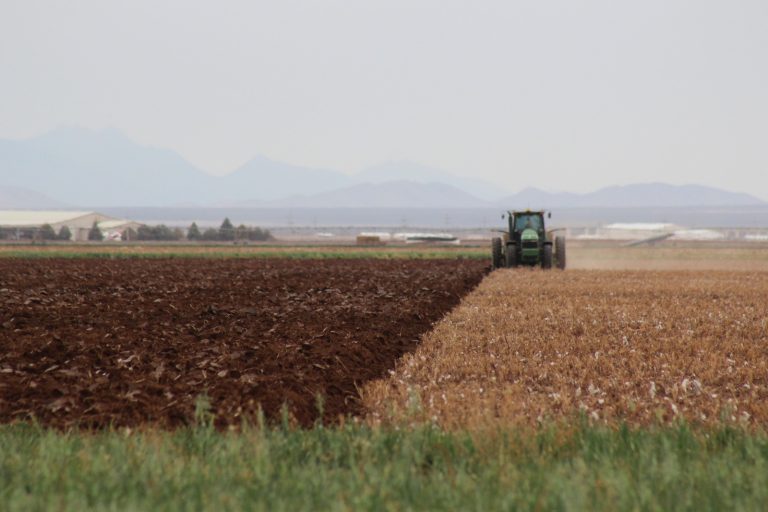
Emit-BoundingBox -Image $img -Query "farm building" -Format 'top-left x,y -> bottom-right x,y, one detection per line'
97,219 -> 144,241
0,210 -> 139,241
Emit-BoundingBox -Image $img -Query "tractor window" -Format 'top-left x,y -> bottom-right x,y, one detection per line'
514,215 -> 543,231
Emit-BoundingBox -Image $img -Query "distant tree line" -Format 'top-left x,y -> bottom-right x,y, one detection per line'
135,225 -> 184,241
42,224 -> 73,241
187,218 -> 272,242
0,218 -> 271,242
91,222 -> 185,242
0,224 -> 72,241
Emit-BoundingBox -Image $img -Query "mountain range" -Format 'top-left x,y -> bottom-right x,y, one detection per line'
0,186 -> 68,209
0,127 -> 763,209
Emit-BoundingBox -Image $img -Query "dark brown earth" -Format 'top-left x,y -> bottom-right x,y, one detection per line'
0,258 -> 487,428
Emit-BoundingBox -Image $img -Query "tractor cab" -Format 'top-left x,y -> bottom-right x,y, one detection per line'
509,211 -> 546,241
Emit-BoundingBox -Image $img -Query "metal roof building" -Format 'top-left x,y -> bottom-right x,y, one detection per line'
97,219 -> 144,241
0,210 -> 130,241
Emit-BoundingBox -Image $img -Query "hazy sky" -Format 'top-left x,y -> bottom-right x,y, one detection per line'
1,0 -> 766,195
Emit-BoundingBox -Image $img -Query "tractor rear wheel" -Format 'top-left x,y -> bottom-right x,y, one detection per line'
542,244 -> 553,269
491,237 -> 504,269
506,243 -> 517,268
555,236 -> 566,270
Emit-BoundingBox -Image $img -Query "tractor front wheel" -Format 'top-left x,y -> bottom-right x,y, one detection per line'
491,237 -> 504,269
542,244 -> 553,269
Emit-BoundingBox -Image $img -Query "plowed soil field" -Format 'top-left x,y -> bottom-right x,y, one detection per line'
0,259 -> 487,428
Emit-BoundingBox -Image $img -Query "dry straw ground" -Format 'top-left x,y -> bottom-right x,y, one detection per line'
568,245 -> 768,271
364,269 -> 768,429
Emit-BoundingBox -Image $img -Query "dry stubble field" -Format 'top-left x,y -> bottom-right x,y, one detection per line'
364,268 -> 768,429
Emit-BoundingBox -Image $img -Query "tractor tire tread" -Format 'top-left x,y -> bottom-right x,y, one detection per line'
491,237 -> 503,269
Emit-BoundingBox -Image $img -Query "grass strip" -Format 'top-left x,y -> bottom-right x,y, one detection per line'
0,248 -> 486,260
0,421 -> 766,511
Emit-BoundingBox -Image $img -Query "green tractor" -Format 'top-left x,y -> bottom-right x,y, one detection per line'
491,210 -> 566,270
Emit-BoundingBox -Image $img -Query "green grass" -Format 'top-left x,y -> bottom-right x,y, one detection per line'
0,250 -> 486,259
0,245 -> 487,260
1,421 -> 767,511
